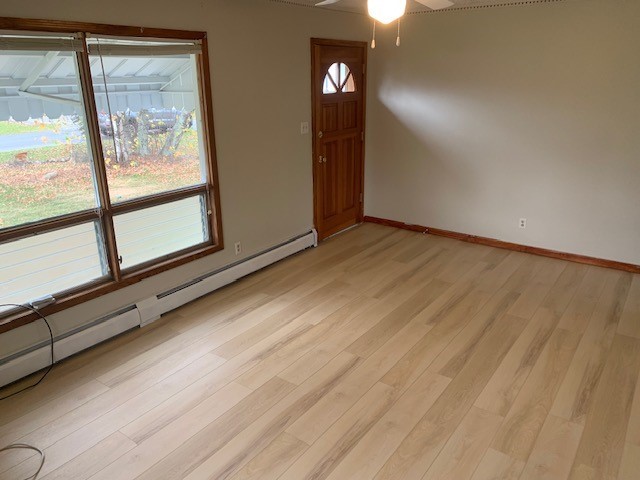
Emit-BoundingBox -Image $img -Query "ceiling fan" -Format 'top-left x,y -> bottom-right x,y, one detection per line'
315,0 -> 454,24
315,0 -> 454,47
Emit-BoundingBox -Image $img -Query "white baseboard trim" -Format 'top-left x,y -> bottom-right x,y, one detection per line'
0,229 -> 316,388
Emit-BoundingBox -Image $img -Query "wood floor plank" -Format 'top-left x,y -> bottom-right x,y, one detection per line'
118,318 -> 314,444
170,291 -> 271,334
213,281 -> 349,359
475,263 -> 590,417
392,234 -> 439,264
474,307 -> 559,416
235,296 -> 359,390
37,432 -> 137,480
557,268 -> 608,334
618,442 -> 640,480
226,432 -> 308,480
429,288 -> 520,378
506,259 -> 566,320
380,286 -> 497,392
286,316 -> 433,445
86,381 -> 253,480
491,328 -> 580,461
178,351 -> 362,480
568,334 -> 640,480
277,296 -> 381,385
118,377 -> 293,480
373,313 -> 527,480
365,246 -> 449,300
518,414 -> 583,480
0,380 -> 109,443
280,382 -> 399,480
539,263 -> 589,319
420,406 -> 503,480
324,371 -> 450,480
551,272 -> 632,424
469,448 -> 525,480
626,364 -> 640,446
346,279 -> 450,358
617,275 -> 640,339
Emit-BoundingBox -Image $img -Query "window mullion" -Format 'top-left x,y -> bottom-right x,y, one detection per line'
196,38 -> 222,246
75,32 -> 122,282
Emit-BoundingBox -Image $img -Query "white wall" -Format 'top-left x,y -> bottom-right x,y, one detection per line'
0,0 -> 369,356
365,0 -> 640,265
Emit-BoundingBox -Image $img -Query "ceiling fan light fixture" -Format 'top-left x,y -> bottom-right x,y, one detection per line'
367,0 -> 407,25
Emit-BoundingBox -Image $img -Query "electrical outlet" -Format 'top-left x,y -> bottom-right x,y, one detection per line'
519,218 -> 527,229
234,242 -> 242,255
300,122 -> 309,135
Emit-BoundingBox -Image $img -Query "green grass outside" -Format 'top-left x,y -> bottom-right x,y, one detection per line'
0,130 -> 201,228
0,184 -> 95,227
0,120 -> 56,135
0,171 -> 197,227
0,144 -> 80,164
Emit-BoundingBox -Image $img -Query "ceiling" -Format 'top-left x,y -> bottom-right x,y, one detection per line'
269,0 -> 566,15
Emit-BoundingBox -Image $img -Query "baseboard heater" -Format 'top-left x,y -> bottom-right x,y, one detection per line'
0,229 -> 317,388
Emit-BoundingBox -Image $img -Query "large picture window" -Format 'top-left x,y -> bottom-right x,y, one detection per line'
0,21 -> 222,321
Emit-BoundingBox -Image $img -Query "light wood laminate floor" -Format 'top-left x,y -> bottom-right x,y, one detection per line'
1,223 -> 639,480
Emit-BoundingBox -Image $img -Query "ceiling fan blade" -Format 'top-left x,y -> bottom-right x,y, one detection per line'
315,0 -> 341,6
414,0 -> 454,9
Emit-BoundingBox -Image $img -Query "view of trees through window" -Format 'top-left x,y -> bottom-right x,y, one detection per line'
0,51 -> 205,227
0,111 -> 202,227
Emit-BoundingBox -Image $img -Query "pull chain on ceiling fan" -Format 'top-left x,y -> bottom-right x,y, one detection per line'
314,0 -> 454,47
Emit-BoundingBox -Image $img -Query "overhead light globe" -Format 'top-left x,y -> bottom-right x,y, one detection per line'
368,0 -> 407,24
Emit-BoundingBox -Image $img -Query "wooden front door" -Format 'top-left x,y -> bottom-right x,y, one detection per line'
311,39 -> 367,241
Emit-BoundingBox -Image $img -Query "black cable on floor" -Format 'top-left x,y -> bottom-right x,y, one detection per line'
0,303 -> 55,479
0,303 -> 55,401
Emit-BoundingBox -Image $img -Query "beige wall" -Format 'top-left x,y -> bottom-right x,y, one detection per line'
0,0 -> 369,355
365,0 -> 640,265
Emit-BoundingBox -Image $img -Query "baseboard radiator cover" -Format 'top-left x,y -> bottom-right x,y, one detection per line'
0,307 -> 140,388
0,229 -> 317,388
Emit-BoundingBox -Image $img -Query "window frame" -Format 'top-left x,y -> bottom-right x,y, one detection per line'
0,17 -> 223,332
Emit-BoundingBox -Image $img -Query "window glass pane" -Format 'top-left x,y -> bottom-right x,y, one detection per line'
113,195 -> 209,270
329,63 -> 340,86
342,73 -> 356,93
0,36 -> 98,229
0,221 -> 109,313
339,63 -> 348,85
323,75 -> 337,94
323,63 -> 356,95
88,38 -> 207,203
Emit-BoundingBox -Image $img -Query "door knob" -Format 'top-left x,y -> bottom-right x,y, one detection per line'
318,131 -> 324,138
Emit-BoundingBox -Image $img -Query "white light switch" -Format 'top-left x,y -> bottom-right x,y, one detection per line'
300,122 -> 309,135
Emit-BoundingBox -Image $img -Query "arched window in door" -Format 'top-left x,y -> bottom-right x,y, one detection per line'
322,62 -> 356,94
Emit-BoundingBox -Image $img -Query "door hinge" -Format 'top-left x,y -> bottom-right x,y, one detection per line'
360,193 -> 363,203
361,131 -> 364,142
363,64 -> 366,75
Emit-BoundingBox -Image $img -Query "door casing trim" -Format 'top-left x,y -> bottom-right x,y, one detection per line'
310,38 -> 368,241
